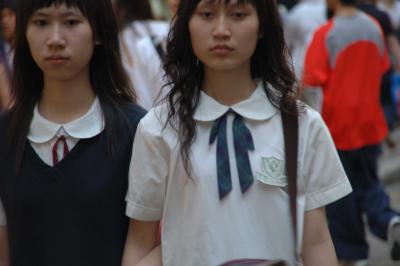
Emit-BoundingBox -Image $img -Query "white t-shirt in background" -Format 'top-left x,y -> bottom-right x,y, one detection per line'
120,20 -> 169,110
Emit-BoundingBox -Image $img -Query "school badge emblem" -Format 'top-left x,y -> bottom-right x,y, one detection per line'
256,156 -> 287,186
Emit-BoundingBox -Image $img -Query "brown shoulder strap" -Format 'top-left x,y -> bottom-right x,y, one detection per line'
281,109 -> 299,262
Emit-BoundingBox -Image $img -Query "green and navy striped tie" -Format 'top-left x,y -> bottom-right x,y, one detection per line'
209,111 -> 255,199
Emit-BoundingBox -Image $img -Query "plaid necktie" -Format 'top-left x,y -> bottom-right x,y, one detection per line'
209,112 -> 255,199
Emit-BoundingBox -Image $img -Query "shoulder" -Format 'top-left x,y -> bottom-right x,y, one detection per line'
309,19 -> 333,44
138,102 -> 169,135
147,20 -> 170,38
316,19 -> 334,34
135,102 -> 180,147
358,11 -> 383,29
298,105 -> 328,138
121,102 -> 147,125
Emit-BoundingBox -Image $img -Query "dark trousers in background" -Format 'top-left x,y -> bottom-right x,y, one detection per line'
326,144 -> 399,260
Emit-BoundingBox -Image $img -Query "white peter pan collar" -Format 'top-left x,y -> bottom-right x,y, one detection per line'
27,97 -> 105,143
193,81 -> 278,122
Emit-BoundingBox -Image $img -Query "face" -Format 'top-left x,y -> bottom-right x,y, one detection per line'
188,0 -> 259,73
167,0 -> 180,15
1,7 -> 16,44
26,3 -> 95,82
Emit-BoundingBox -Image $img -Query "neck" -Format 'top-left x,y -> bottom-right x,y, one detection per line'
39,73 -> 95,124
202,67 -> 256,106
335,5 -> 358,16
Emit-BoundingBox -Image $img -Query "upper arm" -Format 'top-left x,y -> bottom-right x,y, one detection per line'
301,207 -> 337,266
0,226 -> 8,266
302,207 -> 331,247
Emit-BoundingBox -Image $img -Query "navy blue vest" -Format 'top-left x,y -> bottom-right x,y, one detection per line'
0,104 -> 146,266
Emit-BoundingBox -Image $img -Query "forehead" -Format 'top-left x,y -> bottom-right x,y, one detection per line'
30,3 -> 82,16
197,0 -> 253,5
28,0 -> 87,17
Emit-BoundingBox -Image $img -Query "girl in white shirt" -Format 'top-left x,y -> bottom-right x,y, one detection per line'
0,0 -> 145,265
123,0 -> 352,265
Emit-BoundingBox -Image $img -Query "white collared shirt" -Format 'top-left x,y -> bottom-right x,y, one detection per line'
284,0 -> 326,78
0,97 -> 105,226
126,82 -> 352,266
120,20 -> 170,110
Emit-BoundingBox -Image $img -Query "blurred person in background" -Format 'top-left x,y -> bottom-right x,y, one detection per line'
358,0 -> 400,148
0,0 -> 15,110
284,0 -> 326,111
303,0 -> 400,264
124,0 -> 179,110
166,0 -> 179,14
378,0 -> 400,34
1,0 -> 14,70
113,0 -> 169,110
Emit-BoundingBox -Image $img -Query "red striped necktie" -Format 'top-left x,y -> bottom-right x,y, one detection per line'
52,135 -> 69,165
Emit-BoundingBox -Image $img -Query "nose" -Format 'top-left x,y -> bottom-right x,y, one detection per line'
212,14 -> 231,39
46,24 -> 66,49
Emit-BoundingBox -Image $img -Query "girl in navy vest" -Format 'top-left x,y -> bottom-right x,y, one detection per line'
0,0 -> 145,265
122,1 -> 353,266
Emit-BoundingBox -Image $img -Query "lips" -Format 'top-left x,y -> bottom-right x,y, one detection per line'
210,44 -> 234,51
210,45 -> 234,56
46,55 -> 68,64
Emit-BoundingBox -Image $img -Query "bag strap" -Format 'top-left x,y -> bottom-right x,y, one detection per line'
281,108 -> 299,263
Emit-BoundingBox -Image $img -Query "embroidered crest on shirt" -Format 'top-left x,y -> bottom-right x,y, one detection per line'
256,156 -> 287,187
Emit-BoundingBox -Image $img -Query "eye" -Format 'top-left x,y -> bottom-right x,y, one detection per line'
65,19 -> 80,26
231,11 -> 247,20
32,19 -> 48,27
200,10 -> 214,19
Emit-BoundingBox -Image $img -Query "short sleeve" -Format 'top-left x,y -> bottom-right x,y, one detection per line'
125,121 -> 169,221
302,111 -> 352,210
302,25 -> 331,88
0,199 -> 6,226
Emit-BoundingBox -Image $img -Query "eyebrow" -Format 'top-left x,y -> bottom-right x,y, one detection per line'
199,1 -> 248,8
31,10 -> 82,18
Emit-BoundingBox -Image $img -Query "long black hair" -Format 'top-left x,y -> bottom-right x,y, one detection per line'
163,0 -> 299,171
113,0 -> 154,31
9,0 -> 136,169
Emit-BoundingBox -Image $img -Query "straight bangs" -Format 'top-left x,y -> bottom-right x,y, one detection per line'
18,0 -> 101,38
193,0 -> 255,5
22,0 -> 88,18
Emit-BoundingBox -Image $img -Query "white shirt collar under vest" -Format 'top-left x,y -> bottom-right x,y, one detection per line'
193,81 -> 277,122
27,97 -> 105,143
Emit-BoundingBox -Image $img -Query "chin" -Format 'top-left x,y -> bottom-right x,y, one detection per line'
207,62 -> 246,72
